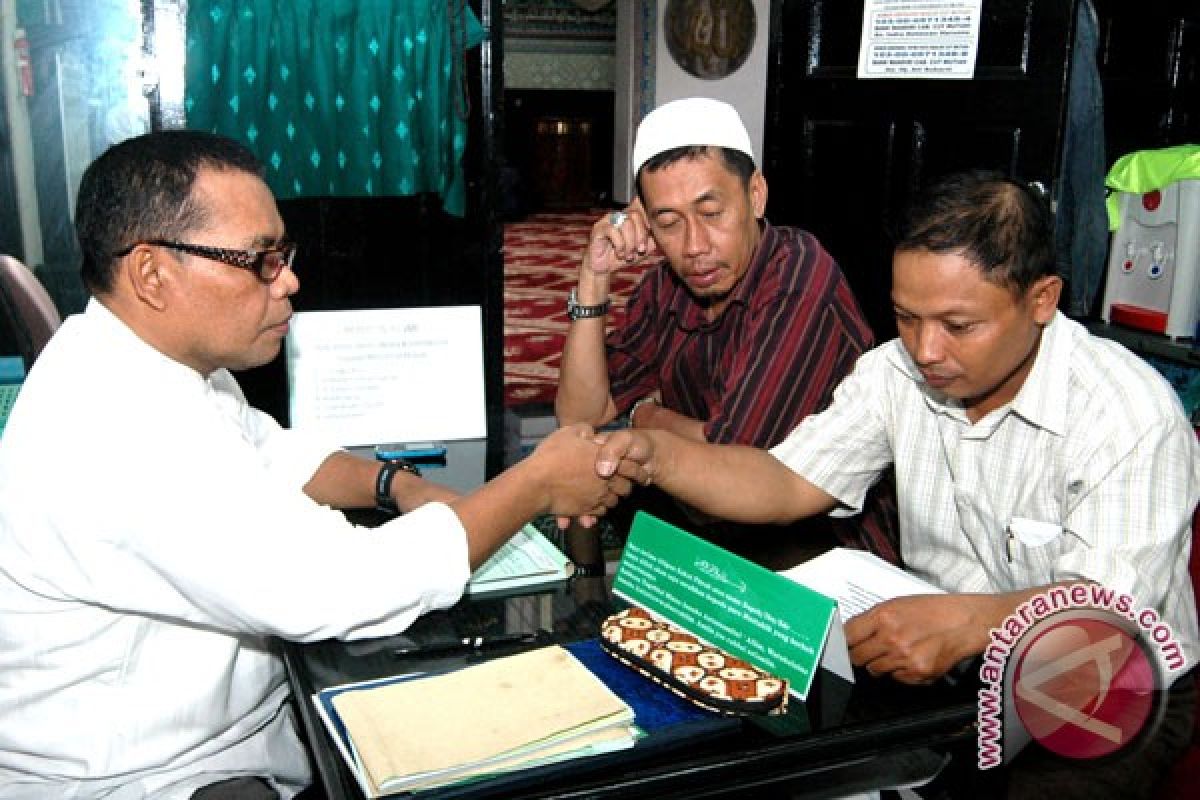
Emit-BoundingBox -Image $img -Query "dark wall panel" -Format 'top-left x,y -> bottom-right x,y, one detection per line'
1093,0 -> 1199,167
766,0 -> 1074,340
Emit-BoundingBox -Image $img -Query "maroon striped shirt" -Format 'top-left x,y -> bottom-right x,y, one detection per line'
607,222 -> 900,564
609,222 -> 872,447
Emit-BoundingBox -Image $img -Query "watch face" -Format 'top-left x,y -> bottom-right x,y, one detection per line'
664,0 -> 757,81
394,459 -> 420,475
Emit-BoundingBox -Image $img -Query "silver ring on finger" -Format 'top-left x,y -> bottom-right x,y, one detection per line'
608,210 -> 628,227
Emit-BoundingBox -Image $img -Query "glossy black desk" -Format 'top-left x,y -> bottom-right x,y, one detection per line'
281,575 -> 979,800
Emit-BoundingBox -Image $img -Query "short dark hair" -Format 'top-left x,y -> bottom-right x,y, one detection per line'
75,130 -> 264,293
635,145 -> 755,203
896,170 -> 1056,294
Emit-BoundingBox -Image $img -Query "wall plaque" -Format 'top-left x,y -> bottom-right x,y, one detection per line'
664,0 -> 756,80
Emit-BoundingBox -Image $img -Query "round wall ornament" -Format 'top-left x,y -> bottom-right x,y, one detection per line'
664,0 -> 757,81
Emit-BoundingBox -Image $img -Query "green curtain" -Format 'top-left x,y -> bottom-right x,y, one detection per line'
184,0 -> 484,216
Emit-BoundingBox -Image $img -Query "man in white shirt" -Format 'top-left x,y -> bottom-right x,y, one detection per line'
605,170 -> 1199,797
0,131 -> 638,799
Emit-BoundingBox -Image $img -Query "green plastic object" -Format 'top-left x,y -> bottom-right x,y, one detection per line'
1105,144 -> 1200,230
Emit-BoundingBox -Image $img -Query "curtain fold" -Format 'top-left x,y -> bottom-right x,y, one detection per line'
184,0 -> 483,215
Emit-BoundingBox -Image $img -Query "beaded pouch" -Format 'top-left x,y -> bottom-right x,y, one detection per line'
599,607 -> 788,716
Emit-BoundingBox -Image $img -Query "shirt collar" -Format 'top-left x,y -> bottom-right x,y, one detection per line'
86,297 -> 210,391
885,311 -> 1068,435
885,341 -> 964,416
1008,311 -> 1069,436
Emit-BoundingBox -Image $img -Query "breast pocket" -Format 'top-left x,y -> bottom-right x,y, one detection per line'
1005,516 -> 1069,579
1009,517 -> 1063,546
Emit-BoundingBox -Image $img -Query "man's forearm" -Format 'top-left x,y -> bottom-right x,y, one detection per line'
640,430 -> 837,524
303,450 -> 455,512
303,451 -> 378,509
451,424 -> 627,569
556,317 -> 618,426
634,401 -> 705,442
450,458 -> 558,568
950,587 -> 1059,660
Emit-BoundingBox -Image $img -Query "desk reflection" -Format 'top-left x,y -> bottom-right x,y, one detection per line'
280,575 -> 977,800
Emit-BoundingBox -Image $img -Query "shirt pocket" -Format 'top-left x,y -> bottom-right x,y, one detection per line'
1004,516 -> 1069,580
1008,517 -> 1064,547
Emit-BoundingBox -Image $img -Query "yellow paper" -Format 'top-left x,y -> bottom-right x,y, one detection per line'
331,645 -> 634,794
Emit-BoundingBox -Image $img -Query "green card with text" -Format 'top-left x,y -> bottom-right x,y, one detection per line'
613,512 -> 844,700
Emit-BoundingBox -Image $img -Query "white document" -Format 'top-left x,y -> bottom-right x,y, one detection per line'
817,612 -> 855,685
857,0 -> 982,80
467,525 -> 573,595
781,547 -> 943,624
285,306 -> 486,446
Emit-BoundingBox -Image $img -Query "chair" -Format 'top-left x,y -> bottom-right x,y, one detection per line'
0,254 -> 62,368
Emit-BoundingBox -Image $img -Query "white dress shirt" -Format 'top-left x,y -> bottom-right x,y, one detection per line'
0,300 -> 471,797
771,312 -> 1199,669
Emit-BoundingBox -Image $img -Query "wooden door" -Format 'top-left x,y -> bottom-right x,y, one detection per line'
1091,0 -> 1200,167
764,0 -> 1077,339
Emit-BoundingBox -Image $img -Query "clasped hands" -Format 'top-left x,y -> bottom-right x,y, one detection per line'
540,426 -> 657,530
546,426 -> 995,687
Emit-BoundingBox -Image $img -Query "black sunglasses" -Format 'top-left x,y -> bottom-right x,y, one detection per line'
117,239 -> 297,283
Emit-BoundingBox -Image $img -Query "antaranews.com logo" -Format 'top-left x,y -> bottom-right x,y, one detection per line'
977,583 -> 1185,768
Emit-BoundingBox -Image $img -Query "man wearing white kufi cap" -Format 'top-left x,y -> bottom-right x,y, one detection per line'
556,97 -> 898,569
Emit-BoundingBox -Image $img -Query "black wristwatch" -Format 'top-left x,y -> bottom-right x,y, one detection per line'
375,458 -> 421,513
566,287 -> 611,320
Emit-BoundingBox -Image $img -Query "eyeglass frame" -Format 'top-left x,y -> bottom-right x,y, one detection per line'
115,239 -> 297,283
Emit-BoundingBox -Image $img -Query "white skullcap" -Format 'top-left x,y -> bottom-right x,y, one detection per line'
631,97 -> 755,177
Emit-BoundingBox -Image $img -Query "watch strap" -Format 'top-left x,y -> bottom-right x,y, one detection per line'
375,458 -> 421,513
567,287 -> 611,320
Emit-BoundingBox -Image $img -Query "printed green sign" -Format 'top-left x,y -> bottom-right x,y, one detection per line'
613,512 -> 839,699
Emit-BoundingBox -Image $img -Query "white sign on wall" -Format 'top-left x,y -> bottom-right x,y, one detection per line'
857,0 -> 982,80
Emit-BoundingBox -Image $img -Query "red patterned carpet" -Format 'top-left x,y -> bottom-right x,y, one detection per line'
503,210 -> 654,408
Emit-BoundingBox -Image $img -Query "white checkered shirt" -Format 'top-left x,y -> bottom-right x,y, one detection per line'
771,312 -> 1200,670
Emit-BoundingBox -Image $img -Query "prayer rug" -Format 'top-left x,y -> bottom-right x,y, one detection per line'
503,209 -> 654,408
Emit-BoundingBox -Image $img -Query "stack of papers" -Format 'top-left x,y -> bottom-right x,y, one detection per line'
466,524 -> 573,596
316,645 -> 638,796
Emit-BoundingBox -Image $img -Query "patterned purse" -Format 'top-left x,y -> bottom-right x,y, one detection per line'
599,607 -> 789,716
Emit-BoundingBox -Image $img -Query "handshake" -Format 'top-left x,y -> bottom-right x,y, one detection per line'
523,423 -> 655,528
